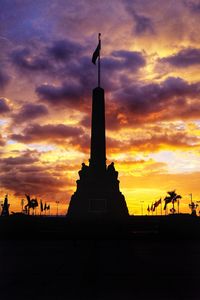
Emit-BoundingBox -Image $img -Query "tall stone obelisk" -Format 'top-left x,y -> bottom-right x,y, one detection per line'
67,35 -> 129,220
90,87 -> 106,175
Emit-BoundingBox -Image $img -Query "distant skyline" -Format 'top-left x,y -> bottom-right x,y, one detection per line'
1,0 -> 200,214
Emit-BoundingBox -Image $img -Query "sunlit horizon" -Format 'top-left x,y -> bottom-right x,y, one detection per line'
1,0 -> 200,216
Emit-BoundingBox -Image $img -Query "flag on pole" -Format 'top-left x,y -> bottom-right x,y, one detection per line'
154,198 -> 161,209
92,33 -> 101,64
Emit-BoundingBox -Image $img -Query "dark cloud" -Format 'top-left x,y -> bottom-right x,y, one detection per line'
47,39 -> 84,61
11,48 -> 50,71
0,151 -> 39,167
35,49 -> 146,108
184,0 -> 200,13
80,76 -> 200,132
0,150 -> 73,198
36,82 -> 84,107
10,123 -> 84,145
0,70 -> 10,89
160,48 -> 200,67
0,98 -> 10,114
111,77 -> 200,125
133,12 -> 154,35
0,165 -> 69,196
104,50 -> 146,71
13,103 -> 48,123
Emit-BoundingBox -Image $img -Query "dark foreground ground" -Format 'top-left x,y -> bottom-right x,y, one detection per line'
1,215 -> 200,300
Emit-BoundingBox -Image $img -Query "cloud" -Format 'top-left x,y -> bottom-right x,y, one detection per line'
105,125 -> 200,154
0,70 -> 10,89
104,50 -> 146,71
10,123 -> 84,145
0,150 -> 73,198
35,48 -> 146,109
128,131 -> 199,152
123,1 -> 154,35
184,0 -> 200,13
0,134 -> 6,147
12,103 -> 48,123
36,82 -> 84,107
47,39 -> 85,61
0,164 -> 69,197
11,47 -> 50,72
0,98 -> 10,114
160,48 -> 200,67
111,77 -> 200,126
0,151 -> 39,168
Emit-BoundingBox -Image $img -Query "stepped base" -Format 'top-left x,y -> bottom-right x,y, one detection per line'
67,164 -> 129,221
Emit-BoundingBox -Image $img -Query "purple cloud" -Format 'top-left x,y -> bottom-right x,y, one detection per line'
160,48 -> 200,67
0,70 -> 10,89
11,48 -> 50,71
10,123 -> 84,144
36,82 -> 84,107
47,39 -> 85,61
123,1 -> 154,35
104,50 -> 146,71
0,98 -> 10,114
13,103 -> 48,123
0,151 -> 39,166
114,76 -> 200,115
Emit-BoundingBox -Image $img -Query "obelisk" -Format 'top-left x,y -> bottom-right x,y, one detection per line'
67,34 -> 129,220
89,87 -> 106,175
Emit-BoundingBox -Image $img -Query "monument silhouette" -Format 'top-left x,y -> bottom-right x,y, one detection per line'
67,34 -> 129,220
1,194 -> 10,216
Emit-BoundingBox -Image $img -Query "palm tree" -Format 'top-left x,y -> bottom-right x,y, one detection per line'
164,190 -> 182,213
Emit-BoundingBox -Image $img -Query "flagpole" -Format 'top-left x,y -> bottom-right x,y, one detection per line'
98,33 -> 101,87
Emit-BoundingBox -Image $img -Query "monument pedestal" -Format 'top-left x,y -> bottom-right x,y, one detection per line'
67,87 -> 129,220
67,165 -> 129,220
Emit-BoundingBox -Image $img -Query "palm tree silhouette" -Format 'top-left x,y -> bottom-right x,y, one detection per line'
24,194 -> 38,215
164,190 -> 182,213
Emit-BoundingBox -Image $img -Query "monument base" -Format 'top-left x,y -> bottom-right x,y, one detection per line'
67,163 -> 129,221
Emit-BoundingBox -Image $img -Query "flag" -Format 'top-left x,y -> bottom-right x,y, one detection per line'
92,33 -> 101,64
154,198 -> 161,209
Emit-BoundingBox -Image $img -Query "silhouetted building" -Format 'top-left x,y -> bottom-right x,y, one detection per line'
67,87 -> 129,220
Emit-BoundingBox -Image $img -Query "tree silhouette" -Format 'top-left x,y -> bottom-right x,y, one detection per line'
24,194 -> 38,215
164,190 -> 182,213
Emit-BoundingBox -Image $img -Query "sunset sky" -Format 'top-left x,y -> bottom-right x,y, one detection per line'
1,0 -> 200,215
